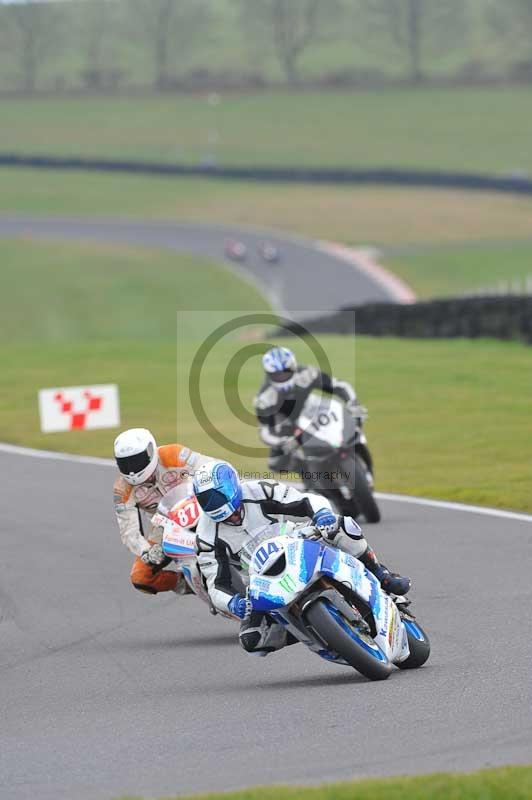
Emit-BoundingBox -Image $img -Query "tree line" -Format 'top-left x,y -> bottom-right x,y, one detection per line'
1,0 -> 532,93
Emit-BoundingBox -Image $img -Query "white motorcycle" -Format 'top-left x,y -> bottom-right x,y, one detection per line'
293,394 -> 381,523
152,486 -> 241,619
241,520 -> 430,681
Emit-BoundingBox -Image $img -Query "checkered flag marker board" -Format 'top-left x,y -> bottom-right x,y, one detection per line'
38,384 -> 120,433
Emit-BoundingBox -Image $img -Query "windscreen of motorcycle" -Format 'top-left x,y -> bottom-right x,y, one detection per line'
240,522 -> 293,574
157,484 -> 191,516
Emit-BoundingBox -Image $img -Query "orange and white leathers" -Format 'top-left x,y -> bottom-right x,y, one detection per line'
113,444 -> 213,593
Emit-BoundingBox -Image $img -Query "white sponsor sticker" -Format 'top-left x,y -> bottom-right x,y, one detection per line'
38,384 -> 120,433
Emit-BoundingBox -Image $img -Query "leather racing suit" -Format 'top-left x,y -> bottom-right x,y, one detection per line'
196,479 -> 371,655
254,365 -> 357,472
113,443 -> 211,594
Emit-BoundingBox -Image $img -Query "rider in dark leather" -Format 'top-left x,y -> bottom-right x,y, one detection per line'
254,346 -> 359,473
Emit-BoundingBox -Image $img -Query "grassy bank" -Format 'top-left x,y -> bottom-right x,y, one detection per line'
2,89 -> 532,173
3,335 -> 531,512
0,238 -> 269,342
385,242 -> 532,298
120,765 -> 532,800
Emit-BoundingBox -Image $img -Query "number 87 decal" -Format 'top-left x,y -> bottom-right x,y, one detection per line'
169,498 -> 201,529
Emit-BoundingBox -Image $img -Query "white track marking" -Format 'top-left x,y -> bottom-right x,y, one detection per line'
317,240 -> 417,303
2,441 -> 531,523
375,491 -> 532,524
0,441 -> 114,467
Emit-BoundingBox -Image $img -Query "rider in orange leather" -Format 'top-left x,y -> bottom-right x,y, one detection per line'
113,428 -> 211,595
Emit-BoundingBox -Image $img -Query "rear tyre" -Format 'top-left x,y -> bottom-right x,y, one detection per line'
397,620 -> 430,669
352,455 -> 381,523
305,598 -> 392,681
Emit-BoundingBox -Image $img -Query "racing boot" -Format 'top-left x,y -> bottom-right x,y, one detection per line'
360,547 -> 411,596
239,613 -> 297,656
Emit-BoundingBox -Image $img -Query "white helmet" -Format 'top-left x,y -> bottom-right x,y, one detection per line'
114,428 -> 158,485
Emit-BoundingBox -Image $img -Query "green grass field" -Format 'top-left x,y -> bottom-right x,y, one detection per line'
3,167 -> 532,298
120,765 -> 532,800
0,238 -> 268,342
385,242 -> 532,298
2,239 -> 530,512
2,88 -> 532,173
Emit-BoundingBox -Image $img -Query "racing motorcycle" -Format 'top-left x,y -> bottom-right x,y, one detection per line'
152,486 -> 242,618
293,394 -> 381,523
151,485 -> 207,600
242,521 -> 429,681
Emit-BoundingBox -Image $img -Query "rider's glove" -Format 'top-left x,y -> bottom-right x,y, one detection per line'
228,592 -> 251,620
281,436 -> 300,453
313,508 -> 340,540
141,543 -> 165,566
346,400 -> 367,422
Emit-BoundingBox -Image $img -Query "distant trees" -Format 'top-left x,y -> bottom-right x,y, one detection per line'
79,0 -> 117,89
0,0 -> 531,93
364,0 -> 470,82
1,0 -> 63,91
129,0 -> 211,89
236,0 -> 331,83
505,0 -> 532,54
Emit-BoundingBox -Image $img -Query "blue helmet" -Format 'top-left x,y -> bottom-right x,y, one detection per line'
193,461 -> 243,523
262,346 -> 297,391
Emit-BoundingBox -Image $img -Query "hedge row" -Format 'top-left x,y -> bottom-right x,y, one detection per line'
2,153 -> 532,196
280,296 -> 532,344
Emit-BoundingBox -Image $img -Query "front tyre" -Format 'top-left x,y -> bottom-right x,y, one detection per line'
305,599 -> 392,681
397,620 -> 430,669
353,455 -> 381,523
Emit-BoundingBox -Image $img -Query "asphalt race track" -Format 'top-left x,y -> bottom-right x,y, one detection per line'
1,448 -> 532,800
0,215 -> 397,317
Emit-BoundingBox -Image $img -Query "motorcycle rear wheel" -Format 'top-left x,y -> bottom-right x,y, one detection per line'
305,598 -> 392,681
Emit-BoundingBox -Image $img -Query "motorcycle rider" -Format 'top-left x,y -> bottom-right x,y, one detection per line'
254,346 -> 361,473
193,461 -> 410,656
113,428 -> 212,596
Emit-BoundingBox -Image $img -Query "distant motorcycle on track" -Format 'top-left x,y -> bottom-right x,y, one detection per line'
242,521 -> 430,681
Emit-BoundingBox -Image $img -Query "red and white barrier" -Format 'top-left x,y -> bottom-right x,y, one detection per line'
318,241 -> 416,304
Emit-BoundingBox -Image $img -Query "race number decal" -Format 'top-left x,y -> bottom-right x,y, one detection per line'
310,409 -> 339,431
168,498 -> 201,529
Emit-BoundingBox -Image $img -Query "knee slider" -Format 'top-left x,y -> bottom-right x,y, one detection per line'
132,582 -> 158,595
239,630 -> 262,652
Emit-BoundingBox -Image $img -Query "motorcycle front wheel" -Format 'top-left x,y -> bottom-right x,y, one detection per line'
352,454 -> 381,523
305,598 -> 392,681
397,619 -> 430,669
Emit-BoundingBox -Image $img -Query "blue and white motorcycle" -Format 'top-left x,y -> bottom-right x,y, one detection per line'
241,521 -> 430,681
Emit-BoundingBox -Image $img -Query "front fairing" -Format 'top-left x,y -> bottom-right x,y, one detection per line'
298,431 -> 336,460
248,535 -> 408,664
320,548 -> 408,662
248,535 -> 323,612
296,395 -> 357,459
154,513 -> 197,561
